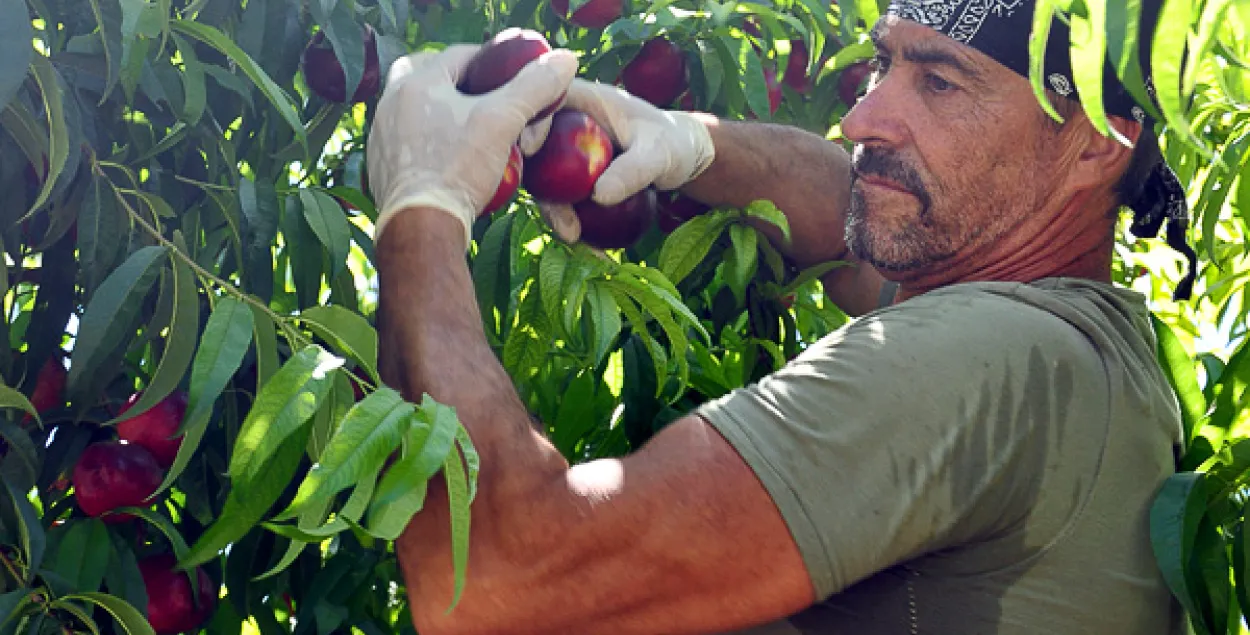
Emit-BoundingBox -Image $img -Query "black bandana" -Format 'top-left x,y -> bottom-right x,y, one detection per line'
884,0 -> 1196,300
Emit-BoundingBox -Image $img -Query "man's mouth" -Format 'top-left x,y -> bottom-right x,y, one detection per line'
855,173 -> 911,195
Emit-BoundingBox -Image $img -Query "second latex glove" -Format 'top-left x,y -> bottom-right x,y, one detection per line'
367,45 -> 577,249
526,79 -> 716,243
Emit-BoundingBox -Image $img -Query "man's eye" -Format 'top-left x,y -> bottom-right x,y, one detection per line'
868,55 -> 889,74
925,74 -> 955,93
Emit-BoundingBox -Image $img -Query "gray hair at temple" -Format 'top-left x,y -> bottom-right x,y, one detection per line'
883,0 -> 1196,300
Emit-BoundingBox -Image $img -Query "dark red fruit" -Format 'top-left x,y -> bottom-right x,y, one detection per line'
301,23 -> 381,104
137,554 -> 217,635
656,192 -> 710,233
784,39 -> 810,93
26,355 -> 67,422
763,65 -> 782,114
461,28 -> 564,121
117,391 -> 188,469
839,61 -> 872,108
551,0 -> 623,29
72,441 -> 163,523
523,110 -> 614,204
679,91 -> 696,110
574,188 -> 658,249
484,145 -> 524,214
620,37 -> 688,107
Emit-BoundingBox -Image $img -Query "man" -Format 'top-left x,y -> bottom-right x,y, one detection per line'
365,0 -> 1191,632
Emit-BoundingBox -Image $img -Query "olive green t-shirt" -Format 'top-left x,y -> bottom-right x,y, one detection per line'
696,278 -> 1187,635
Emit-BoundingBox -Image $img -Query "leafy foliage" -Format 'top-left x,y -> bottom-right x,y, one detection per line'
0,0 -> 1244,633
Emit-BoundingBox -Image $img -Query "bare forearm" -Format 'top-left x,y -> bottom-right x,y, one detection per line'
375,209 -> 571,625
682,118 -> 852,267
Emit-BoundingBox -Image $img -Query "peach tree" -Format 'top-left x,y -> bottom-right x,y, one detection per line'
0,0 -> 1246,633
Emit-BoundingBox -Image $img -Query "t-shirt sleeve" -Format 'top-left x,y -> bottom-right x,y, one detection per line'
694,287 -> 1108,600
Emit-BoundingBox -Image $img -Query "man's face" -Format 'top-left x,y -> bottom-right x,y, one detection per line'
840,17 -> 1073,275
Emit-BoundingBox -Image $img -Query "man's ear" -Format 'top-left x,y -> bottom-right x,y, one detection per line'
1071,114 -> 1142,188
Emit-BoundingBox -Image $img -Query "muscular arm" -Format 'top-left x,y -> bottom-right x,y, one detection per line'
378,208 -> 813,635
681,118 -> 890,316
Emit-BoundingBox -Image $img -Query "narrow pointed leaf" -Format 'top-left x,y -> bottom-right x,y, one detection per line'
228,345 -> 340,485
77,171 -> 126,294
300,189 -> 352,279
23,55 -> 68,220
299,305 -> 378,383
275,387 -> 412,521
181,423 -> 313,568
112,237 -> 199,426
62,593 -> 156,635
2,478 -> 44,581
659,211 -> 733,285
444,444 -> 471,612
170,19 -> 305,144
69,245 -> 168,396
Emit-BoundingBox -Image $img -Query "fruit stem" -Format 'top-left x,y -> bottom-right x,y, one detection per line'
91,156 -> 311,350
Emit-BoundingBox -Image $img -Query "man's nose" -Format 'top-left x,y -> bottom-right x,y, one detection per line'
840,70 -> 908,149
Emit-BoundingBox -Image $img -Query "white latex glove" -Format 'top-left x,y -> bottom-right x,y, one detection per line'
367,45 -> 578,249
525,79 -> 716,243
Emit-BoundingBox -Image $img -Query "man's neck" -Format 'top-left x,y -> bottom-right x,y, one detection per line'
891,191 -> 1119,301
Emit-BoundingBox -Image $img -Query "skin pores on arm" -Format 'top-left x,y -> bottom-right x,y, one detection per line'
681,118 -> 888,315
376,208 -> 813,635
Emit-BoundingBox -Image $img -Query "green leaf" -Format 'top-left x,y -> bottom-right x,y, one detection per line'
540,245 -> 570,331
745,199 -> 790,245
47,599 -> 100,635
228,345 -> 341,485
114,507 -> 191,561
276,388 -> 412,521
87,0 -> 123,104
0,386 -> 39,426
1149,472 -> 1208,628
23,55 -> 68,221
1149,0 -> 1206,152
309,0 -> 366,104
0,421 -> 38,491
300,188 -> 352,280
0,588 -> 32,632
238,177 -> 279,303
77,171 -> 126,294
659,211 -> 733,285
1,477 -> 44,582
181,422 -> 313,568
455,422 -> 479,502
251,537 -> 308,582
1028,1 -> 1065,124
606,278 -> 690,393
0,0 -> 31,114
171,33 -> 206,125
737,38 -> 771,120
68,245 -> 168,397
251,303 -> 280,388
170,19 -> 305,145
1151,316 -> 1206,450
1068,0 -> 1119,142
473,214 -> 515,341
726,224 -> 759,304
503,283 -> 551,378
151,294 -> 252,493
586,282 -> 621,367
299,305 -> 378,383
112,236 -> 199,427
698,40 -> 724,106
443,440 -> 471,612
62,592 -> 156,635
103,533 -> 147,618
44,518 -> 110,593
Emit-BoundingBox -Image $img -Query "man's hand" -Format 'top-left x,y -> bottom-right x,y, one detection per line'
367,45 -> 578,249
526,79 -> 715,243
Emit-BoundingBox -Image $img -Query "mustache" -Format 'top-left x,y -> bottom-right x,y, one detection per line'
850,146 -> 931,209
